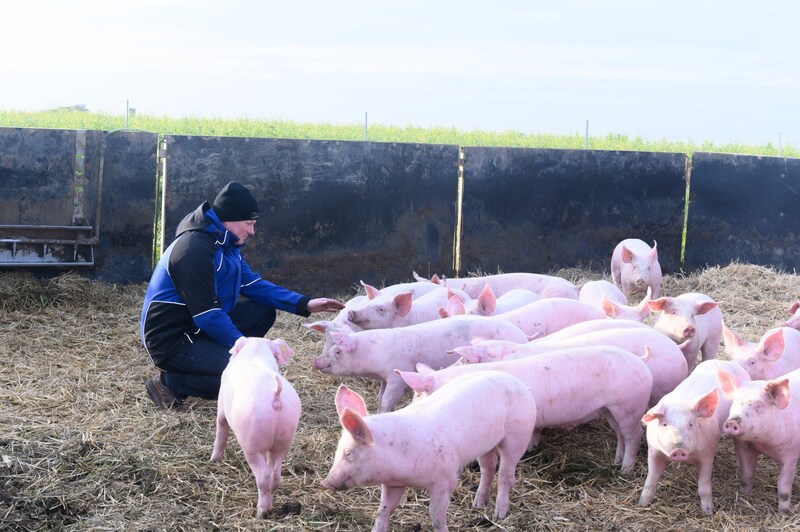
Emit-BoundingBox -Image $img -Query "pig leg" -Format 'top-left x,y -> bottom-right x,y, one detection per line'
606,411 -> 643,474
699,331 -> 721,362
378,375 -> 408,413
472,450 -> 498,510
695,457 -> 715,515
776,457 -> 798,514
376,381 -> 386,410
210,404 -> 229,462
494,442 -> 527,519
373,484 -> 406,532
638,449 -> 667,506
428,483 -> 456,532
242,450 -> 276,518
735,442 -> 758,495
604,414 -> 625,466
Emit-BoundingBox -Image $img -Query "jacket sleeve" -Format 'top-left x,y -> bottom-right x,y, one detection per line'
169,233 -> 244,347
239,258 -> 312,317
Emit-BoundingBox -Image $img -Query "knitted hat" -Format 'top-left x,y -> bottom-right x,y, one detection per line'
212,181 -> 260,221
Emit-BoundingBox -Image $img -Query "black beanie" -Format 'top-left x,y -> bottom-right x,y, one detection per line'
212,181 -> 260,221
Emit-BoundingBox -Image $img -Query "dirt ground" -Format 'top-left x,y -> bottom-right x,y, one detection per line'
2,264 -> 800,531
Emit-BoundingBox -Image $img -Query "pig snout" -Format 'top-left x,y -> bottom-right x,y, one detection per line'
347,310 -> 359,323
669,448 -> 690,462
723,417 -> 742,436
322,474 -> 352,492
312,357 -> 331,371
681,326 -> 696,339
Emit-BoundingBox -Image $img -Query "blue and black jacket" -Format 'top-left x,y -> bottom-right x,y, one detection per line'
140,202 -> 310,365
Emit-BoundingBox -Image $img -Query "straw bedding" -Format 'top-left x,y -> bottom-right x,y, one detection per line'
2,263 -> 800,531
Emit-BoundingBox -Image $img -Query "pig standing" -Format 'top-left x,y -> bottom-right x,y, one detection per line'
539,317 -> 651,340
649,292 -> 723,372
312,314 -> 528,412
718,367 -> 800,514
210,337 -> 301,518
638,359 -> 750,515
402,345 -> 652,473
494,297 -> 606,338
782,300 -> 800,329
579,280 -> 652,322
723,324 -> 800,380
322,371 -> 537,532
347,286 -> 469,329
416,271 -> 580,299
610,238 -> 662,298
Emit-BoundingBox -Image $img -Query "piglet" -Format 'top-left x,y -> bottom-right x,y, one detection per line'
420,271 -> 580,299
322,371 -> 537,532
210,337 -> 301,518
649,292 -> 723,372
579,280 -> 652,322
638,359 -> 750,515
723,324 -> 800,380
347,286 -> 469,329
610,238 -> 662,298
718,367 -> 800,514
493,297 -> 606,338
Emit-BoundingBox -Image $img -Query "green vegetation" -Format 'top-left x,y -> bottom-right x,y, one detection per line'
0,108 -> 797,157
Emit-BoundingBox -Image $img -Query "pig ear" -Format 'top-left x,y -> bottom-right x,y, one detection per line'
445,295 -> 465,316
647,297 -> 667,312
393,292 -> 414,317
431,274 -> 442,284
360,281 -> 381,300
438,306 -> 451,318
642,406 -> 664,423
271,338 -> 294,365
330,331 -> 357,352
230,336 -> 248,356
395,369 -> 434,395
650,240 -> 658,260
765,378 -> 791,410
303,320 -> 331,334
716,368 -> 739,398
412,271 -> 427,283
722,323 -> 745,349
601,296 -> 620,318
335,385 -> 368,418
340,409 -> 374,445
790,301 -> 800,315
416,363 -> 434,373
621,245 -> 635,264
476,285 -> 497,314
694,301 -> 718,316
760,328 -> 785,362
636,290 -> 653,317
454,346 -> 483,364
692,387 -> 720,418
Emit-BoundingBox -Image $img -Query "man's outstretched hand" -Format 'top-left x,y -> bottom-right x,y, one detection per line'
307,298 -> 346,313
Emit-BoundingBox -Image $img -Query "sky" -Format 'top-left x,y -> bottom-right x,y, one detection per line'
1,0 -> 799,147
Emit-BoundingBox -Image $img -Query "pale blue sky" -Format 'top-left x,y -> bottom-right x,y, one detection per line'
2,0 -> 799,146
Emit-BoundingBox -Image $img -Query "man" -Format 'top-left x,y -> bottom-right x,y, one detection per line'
141,181 -> 344,410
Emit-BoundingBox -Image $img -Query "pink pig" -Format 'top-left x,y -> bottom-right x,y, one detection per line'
610,238 -> 662,298
718,367 -> 800,513
455,325 -> 688,406
579,280 -> 652,322
322,371 -> 537,532
210,337 -> 301,518
638,359 -> 750,515
418,271 -> 580,299
494,297 -> 606,338
723,325 -> 800,380
312,314 -> 528,412
347,286 -> 469,329
782,300 -> 800,329
403,345 -> 652,473
649,292 -> 723,372
541,317 -> 651,340
438,285 -> 541,318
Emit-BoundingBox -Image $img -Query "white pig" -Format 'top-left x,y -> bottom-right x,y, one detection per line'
579,280 -> 652,322
638,359 -> 750,515
610,238 -> 662,298
649,292 -> 723,373
312,314 -> 528,412
322,372 -> 537,532
347,286 -> 469,329
538,317 -> 651,341
437,286 -> 541,318
493,297 -> 606,338
782,300 -> 800,330
210,337 -> 301,518
402,345 -> 652,473
718,367 -> 800,514
417,271 -> 580,299
723,324 -> 800,380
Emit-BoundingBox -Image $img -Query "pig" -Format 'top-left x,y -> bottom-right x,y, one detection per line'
638,359 -> 750,515
455,325 -> 688,406
579,280 -> 652,322
416,271 -> 580,300
322,372 -> 537,532
210,337 -> 301,518
312,314 -> 529,412
782,300 -> 800,329
493,297 -> 606,338
438,286 -> 541,318
723,324 -> 800,380
347,286 -> 470,329
538,317 -> 651,341
402,345 -> 652,473
610,238 -> 662,299
649,292 -> 723,373
718,367 -> 800,514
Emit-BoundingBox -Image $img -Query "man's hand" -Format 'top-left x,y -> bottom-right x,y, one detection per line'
307,298 -> 345,313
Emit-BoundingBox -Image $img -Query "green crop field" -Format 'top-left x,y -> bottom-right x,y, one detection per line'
1,108 -> 797,157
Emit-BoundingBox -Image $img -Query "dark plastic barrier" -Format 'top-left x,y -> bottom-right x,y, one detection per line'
460,147 -> 687,275
164,136 -> 458,295
684,152 -> 800,273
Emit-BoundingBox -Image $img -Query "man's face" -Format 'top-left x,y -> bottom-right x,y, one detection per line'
222,220 -> 257,244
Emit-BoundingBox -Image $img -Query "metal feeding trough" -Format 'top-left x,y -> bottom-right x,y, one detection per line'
0,129 -> 104,268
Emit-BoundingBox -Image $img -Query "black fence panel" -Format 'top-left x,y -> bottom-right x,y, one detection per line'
460,147 -> 687,275
684,152 -> 800,273
164,136 -> 458,295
